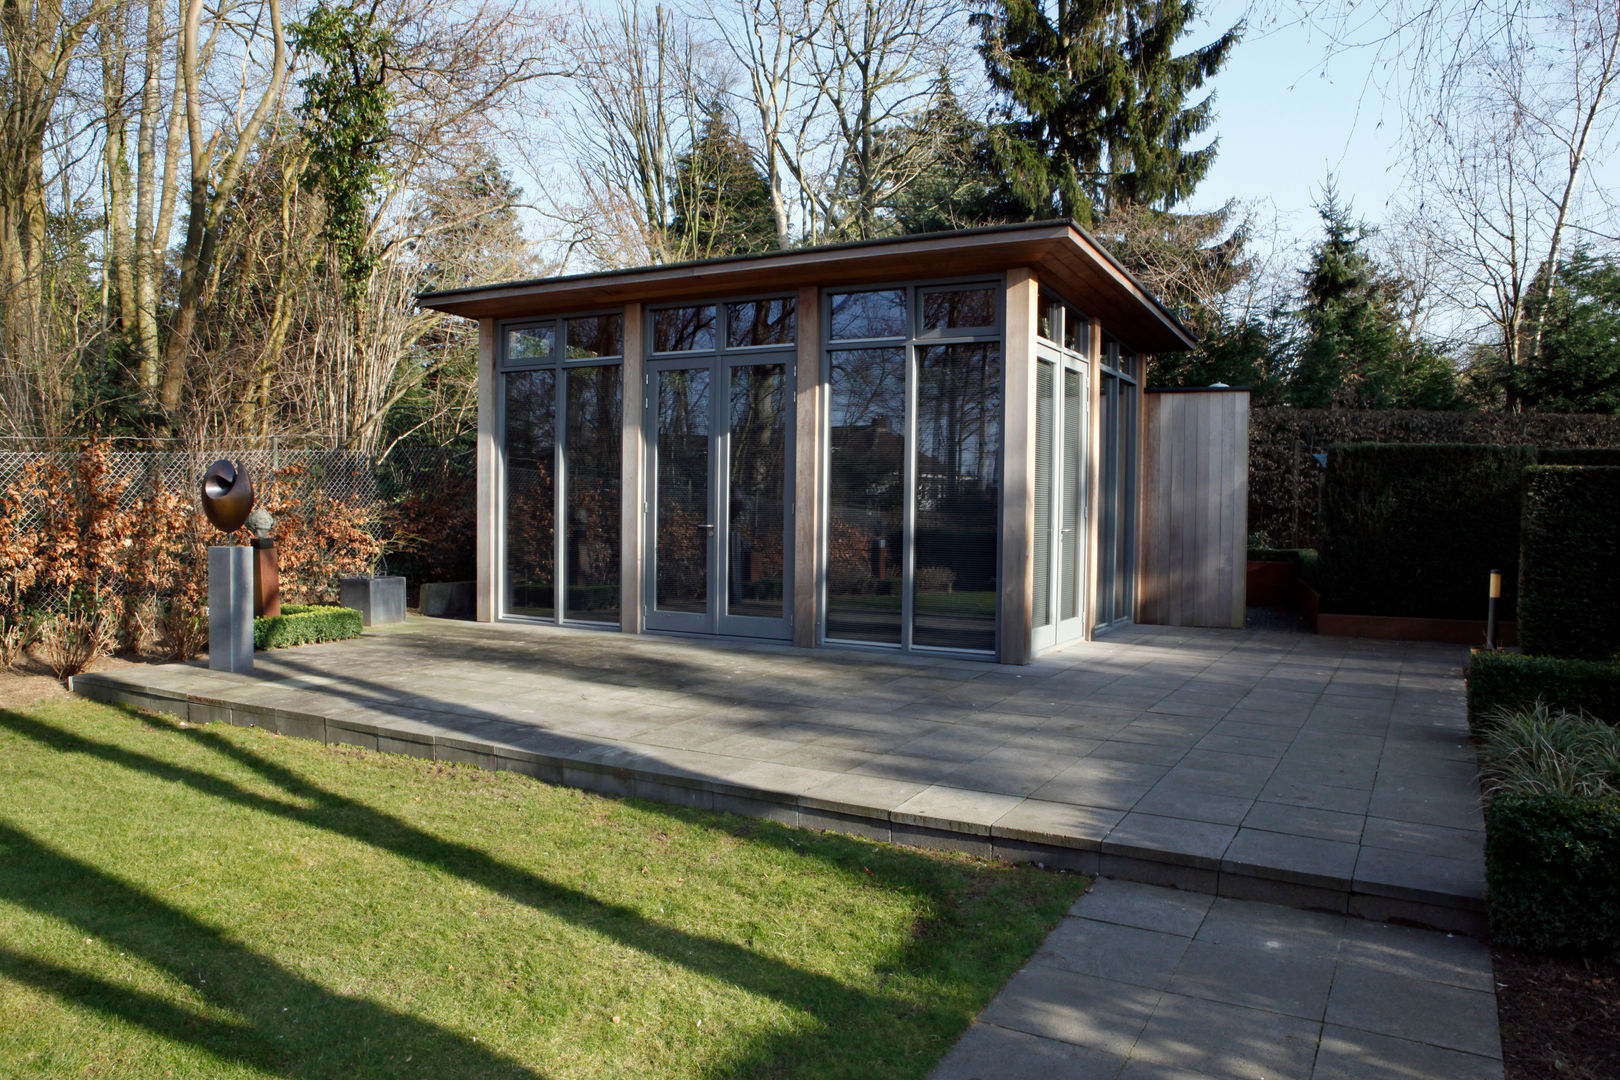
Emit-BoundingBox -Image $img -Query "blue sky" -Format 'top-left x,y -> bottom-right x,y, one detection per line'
1184,2 -> 1410,238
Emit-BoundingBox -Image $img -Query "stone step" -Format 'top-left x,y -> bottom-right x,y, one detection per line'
70,666 -> 1487,937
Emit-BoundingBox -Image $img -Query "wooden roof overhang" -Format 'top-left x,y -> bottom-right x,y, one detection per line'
417,220 -> 1195,354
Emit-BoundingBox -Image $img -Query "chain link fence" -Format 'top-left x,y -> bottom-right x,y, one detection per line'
0,438 -> 475,610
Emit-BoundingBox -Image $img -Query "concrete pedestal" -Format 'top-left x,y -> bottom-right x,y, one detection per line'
340,575 -> 406,626
209,545 -> 254,672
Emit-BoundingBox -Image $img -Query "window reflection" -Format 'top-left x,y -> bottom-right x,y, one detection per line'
567,314 -> 623,359
726,298 -> 796,348
921,287 -> 996,331
654,368 -> 710,612
914,343 -> 1001,651
653,306 -> 716,352
564,366 -> 622,623
829,290 -> 906,340
503,370 -> 556,617
826,347 -> 906,643
728,364 -> 787,619
507,326 -> 555,363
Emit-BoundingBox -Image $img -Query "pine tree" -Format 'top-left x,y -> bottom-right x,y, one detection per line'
972,0 -> 1240,223
668,107 -> 777,260
1288,185 -> 1461,409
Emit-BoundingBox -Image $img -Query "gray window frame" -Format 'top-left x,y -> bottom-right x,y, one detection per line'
820,276 -> 1006,657
641,294 -> 798,640
495,309 -> 626,629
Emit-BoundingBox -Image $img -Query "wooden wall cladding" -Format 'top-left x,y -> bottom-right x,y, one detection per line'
1138,389 -> 1250,629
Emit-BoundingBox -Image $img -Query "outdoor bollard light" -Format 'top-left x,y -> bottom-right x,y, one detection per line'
1485,568 -> 1502,651
200,459 -> 255,673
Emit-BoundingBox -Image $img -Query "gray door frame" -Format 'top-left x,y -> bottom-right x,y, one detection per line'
642,350 -> 796,640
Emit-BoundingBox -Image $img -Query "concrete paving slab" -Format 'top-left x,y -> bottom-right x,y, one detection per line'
70,617 -> 1489,929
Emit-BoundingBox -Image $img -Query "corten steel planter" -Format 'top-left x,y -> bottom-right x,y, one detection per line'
251,538 -> 281,618
1246,560 -> 1297,608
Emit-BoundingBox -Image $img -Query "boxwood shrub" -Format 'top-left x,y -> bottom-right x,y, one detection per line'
1317,443 -> 1534,619
1518,466 -> 1620,660
254,604 -> 363,650
1466,651 -> 1620,730
1486,792 -> 1620,953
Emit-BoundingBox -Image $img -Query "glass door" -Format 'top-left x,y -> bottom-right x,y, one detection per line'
644,355 -> 793,639
1032,349 -> 1088,653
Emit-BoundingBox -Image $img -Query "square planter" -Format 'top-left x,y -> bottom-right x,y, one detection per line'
339,575 -> 406,626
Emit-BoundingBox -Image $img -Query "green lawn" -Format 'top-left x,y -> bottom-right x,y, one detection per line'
0,700 -> 1085,1079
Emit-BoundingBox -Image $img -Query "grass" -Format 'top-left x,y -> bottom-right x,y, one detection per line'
1478,701 -> 1620,799
0,699 -> 1085,1079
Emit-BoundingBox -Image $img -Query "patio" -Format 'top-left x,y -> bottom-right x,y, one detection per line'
72,618 -> 1487,933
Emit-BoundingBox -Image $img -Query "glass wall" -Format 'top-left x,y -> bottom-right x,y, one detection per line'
644,295 -> 796,638
1096,337 -> 1139,629
1033,290 -> 1090,652
499,312 -> 624,625
825,282 -> 1002,654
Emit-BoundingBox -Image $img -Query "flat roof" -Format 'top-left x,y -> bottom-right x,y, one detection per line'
417,219 -> 1195,354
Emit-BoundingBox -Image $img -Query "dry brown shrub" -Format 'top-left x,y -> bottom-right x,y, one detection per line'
37,608 -> 114,681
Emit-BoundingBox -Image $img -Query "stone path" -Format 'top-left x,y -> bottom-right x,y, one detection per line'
72,616 -> 1487,931
931,878 -> 1503,1080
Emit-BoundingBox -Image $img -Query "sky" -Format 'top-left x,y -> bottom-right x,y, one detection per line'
1183,2 -> 1411,240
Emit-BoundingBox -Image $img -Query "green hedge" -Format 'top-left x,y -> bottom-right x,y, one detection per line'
1537,447 -> 1620,467
1317,443 -> 1534,619
1246,547 -> 1317,565
1466,651 -> 1620,730
254,604 -> 363,650
1519,466 -> 1620,660
1486,792 -> 1620,953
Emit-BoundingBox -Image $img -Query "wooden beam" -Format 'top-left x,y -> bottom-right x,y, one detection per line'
475,318 -> 498,622
793,286 -> 823,649
999,269 -> 1038,665
620,303 -> 645,634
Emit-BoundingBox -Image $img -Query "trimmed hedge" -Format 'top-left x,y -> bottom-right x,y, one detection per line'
1537,447 -> 1620,467
1519,466 -> 1620,660
254,604 -> 363,650
1466,651 -> 1620,730
1249,408 -> 1620,548
1246,547 -> 1317,565
1317,443 -> 1534,619
1486,792 -> 1620,953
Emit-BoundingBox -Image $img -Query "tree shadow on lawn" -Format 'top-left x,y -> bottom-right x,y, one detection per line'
0,706 -> 1074,1079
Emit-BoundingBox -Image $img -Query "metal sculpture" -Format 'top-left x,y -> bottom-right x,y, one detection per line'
200,459 -> 254,533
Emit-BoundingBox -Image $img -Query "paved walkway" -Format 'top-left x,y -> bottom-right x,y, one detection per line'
72,616 -> 1486,931
931,878 -> 1503,1080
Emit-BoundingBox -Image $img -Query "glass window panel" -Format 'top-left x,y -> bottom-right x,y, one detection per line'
727,364 -> 788,619
1097,373 -> 1119,626
829,289 -> 906,340
826,348 -> 906,643
1064,310 -> 1086,354
726,298 -> 796,348
567,314 -> 623,359
1038,289 -> 1059,342
914,343 -> 1001,652
1117,380 -> 1138,619
654,368 -> 710,612
1034,360 -> 1055,629
506,325 -> 555,364
653,306 -> 716,352
921,287 -> 996,331
1061,368 -> 1083,622
564,366 -> 622,624
503,369 -> 555,618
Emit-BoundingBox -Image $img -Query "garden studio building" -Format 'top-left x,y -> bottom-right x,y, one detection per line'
418,221 -> 1245,665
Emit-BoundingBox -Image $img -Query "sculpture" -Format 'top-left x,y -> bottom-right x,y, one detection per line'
200,460 -> 254,532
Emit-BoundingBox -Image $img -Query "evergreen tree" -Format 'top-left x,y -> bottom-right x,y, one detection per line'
668,107 -> 777,260
1288,186 -> 1462,409
1520,248 -> 1620,413
878,81 -> 1007,235
972,0 -> 1240,223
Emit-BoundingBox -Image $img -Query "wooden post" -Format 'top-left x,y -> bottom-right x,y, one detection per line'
475,317 -> 498,622
620,303 -> 646,634
998,269 -> 1037,665
792,286 -> 824,648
